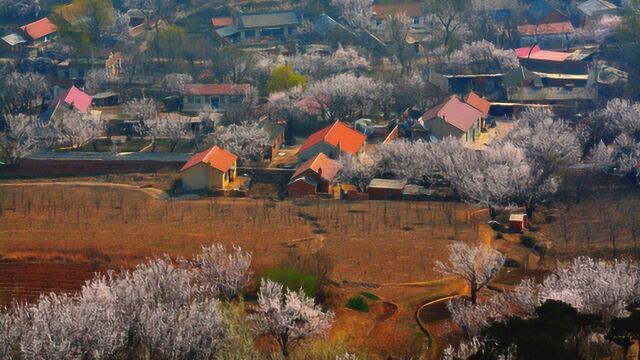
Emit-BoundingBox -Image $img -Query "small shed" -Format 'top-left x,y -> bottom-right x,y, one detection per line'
287,177 -> 319,198
509,214 -> 528,232
92,92 -> 120,107
368,178 -> 407,200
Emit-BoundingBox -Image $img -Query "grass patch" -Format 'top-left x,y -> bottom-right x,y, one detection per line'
346,296 -> 369,313
359,291 -> 380,301
261,268 -> 318,297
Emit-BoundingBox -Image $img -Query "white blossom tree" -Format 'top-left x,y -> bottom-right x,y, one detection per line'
162,73 -> 194,96
251,279 -> 334,357
0,72 -> 48,115
574,15 -> 621,45
435,242 -> 505,304
205,123 -> 270,163
447,40 -> 519,73
191,244 -> 252,300
0,0 -> 43,17
102,11 -> 134,48
331,0 -> 372,29
146,114 -> 193,153
306,73 -> 392,122
446,294 -> 514,339
336,154 -> 377,192
289,46 -> 371,79
0,113 -> 44,164
125,98 -> 158,138
84,69 -> 111,94
56,111 -> 107,150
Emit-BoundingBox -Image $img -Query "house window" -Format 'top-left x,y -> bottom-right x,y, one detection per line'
78,68 -> 85,78
195,96 -> 202,104
413,17 -> 420,25
376,20 -> 383,26
245,29 -> 255,38
64,70 -> 70,79
288,27 -> 296,34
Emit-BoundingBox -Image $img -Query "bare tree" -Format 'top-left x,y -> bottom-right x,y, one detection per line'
435,242 -> 505,304
251,279 -> 334,357
84,69 -> 111,94
423,0 -> 470,53
205,123 -> 270,163
385,13 -> 415,75
0,113 -> 43,164
162,73 -> 194,96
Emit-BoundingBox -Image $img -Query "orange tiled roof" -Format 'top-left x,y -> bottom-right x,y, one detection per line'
292,153 -> 340,182
517,21 -> 574,36
180,146 -> 237,172
20,18 -> 57,40
297,121 -> 367,156
464,91 -> 491,118
211,17 -> 233,27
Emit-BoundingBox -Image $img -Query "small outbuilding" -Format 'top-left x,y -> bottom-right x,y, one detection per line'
180,146 -> 238,191
509,214 -> 528,232
367,178 -> 407,200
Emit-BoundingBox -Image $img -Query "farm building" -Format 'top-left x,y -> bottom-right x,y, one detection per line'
213,10 -> 303,45
180,146 -> 238,191
577,0 -> 620,25
517,22 -> 575,49
297,120 -> 367,163
509,214 -> 528,232
19,18 -> 57,44
287,153 -> 340,197
183,84 -> 251,112
370,2 -> 427,32
368,179 -> 408,200
40,86 -> 93,123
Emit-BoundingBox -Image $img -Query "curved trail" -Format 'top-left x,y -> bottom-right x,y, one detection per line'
0,181 -> 169,200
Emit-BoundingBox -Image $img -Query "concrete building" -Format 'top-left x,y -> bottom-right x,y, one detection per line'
180,146 -> 238,191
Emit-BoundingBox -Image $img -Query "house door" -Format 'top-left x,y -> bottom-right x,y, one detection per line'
211,97 -> 219,109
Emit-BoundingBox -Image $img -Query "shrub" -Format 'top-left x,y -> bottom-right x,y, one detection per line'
346,296 -> 369,313
520,234 -> 537,248
261,268 -> 318,297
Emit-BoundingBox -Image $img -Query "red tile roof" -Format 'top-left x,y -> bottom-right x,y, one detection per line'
371,2 -> 424,18
421,96 -> 484,132
51,86 -> 93,113
185,84 -> 250,96
211,17 -> 233,27
292,153 -> 340,182
464,91 -> 491,118
20,18 -> 57,40
180,146 -> 237,172
297,121 -> 367,156
517,21 -> 574,36
515,45 -> 572,62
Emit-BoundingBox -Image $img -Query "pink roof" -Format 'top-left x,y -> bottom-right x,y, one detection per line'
292,153 -> 340,182
515,45 -> 572,62
421,96 -> 484,132
297,121 -> 367,156
517,21 -> 575,36
52,86 -> 93,113
185,84 -> 250,96
21,18 -> 57,40
180,146 -> 237,172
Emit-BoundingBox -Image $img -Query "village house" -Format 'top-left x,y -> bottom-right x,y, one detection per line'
287,153 -> 340,197
369,2 -> 426,32
180,146 -> 238,191
183,84 -> 251,112
19,18 -> 57,45
213,10 -> 302,46
517,22 -> 575,49
577,0 -> 620,26
55,52 -> 124,85
297,120 -> 367,163
516,45 -> 593,74
412,95 -> 484,143
40,86 -> 93,123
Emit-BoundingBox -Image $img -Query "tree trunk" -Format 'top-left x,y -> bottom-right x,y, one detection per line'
470,281 -> 478,304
